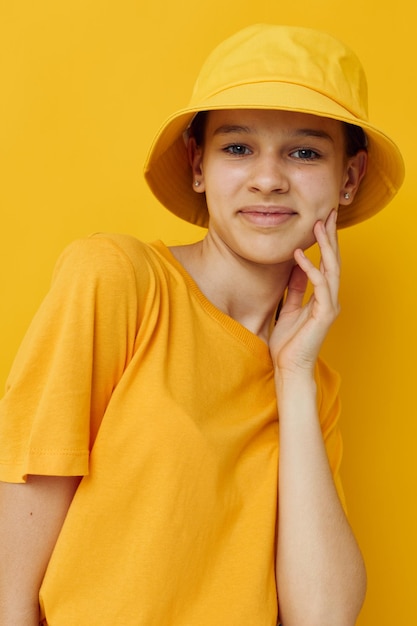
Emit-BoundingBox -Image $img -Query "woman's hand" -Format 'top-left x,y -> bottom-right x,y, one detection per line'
269,209 -> 340,375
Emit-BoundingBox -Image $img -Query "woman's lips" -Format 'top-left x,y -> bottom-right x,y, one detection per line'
239,206 -> 296,226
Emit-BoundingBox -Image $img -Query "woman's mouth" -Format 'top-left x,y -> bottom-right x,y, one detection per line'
239,206 -> 296,226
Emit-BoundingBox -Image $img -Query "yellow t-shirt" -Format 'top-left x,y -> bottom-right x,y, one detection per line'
0,233 -> 344,625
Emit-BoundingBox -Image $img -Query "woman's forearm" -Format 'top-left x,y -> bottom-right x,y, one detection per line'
0,475 -> 80,626
0,603 -> 40,626
275,371 -> 366,626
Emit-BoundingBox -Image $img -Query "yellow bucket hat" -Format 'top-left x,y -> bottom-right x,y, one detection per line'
144,24 -> 404,229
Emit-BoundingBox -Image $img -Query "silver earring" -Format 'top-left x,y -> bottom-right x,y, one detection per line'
344,192 -> 350,200
194,180 -> 201,187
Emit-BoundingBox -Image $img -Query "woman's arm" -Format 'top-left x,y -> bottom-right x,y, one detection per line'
0,475 -> 80,625
275,373 -> 366,626
270,211 -> 366,626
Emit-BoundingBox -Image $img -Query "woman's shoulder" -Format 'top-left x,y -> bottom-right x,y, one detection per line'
52,233 -> 164,284
56,232 -> 152,265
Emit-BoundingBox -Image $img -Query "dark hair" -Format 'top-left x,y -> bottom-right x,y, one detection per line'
189,111 -> 208,146
344,122 -> 368,156
190,111 -> 368,156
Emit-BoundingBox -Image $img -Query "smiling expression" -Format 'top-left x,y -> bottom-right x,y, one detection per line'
190,109 -> 361,265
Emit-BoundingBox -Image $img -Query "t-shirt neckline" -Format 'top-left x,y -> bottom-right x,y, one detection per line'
150,240 -> 273,364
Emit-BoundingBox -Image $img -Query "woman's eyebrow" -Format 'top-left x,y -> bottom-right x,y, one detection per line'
212,124 -> 335,142
294,128 -> 334,142
212,124 -> 252,136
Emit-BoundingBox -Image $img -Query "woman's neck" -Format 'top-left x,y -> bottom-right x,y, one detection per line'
169,237 -> 294,342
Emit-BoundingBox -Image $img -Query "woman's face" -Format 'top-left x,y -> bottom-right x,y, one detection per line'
190,109 -> 364,266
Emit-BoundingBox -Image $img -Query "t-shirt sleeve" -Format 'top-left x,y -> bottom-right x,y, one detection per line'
316,358 -> 347,513
0,235 -> 141,482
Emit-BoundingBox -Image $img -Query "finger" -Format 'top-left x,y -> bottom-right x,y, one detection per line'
314,217 -> 341,297
325,209 -> 341,265
281,264 -> 308,313
318,210 -> 340,268
294,248 -> 339,318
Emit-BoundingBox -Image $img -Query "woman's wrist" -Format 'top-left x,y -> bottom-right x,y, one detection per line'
274,363 -> 317,388
274,366 -> 318,423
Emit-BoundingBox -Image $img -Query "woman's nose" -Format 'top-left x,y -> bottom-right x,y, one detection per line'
248,155 -> 289,194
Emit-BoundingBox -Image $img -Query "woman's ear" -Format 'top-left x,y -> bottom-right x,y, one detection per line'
187,137 -> 206,193
339,150 -> 368,205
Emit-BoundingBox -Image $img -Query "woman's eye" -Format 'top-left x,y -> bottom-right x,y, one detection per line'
224,144 -> 251,156
291,148 -> 320,160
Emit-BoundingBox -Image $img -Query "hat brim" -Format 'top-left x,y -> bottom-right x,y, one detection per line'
144,82 -> 405,229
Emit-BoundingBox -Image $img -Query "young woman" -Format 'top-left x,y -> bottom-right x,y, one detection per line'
0,24 -> 404,626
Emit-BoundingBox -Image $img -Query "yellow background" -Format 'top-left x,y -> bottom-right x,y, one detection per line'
0,1 -> 415,623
